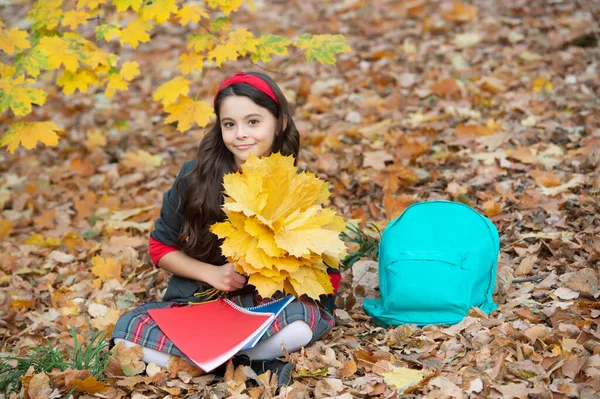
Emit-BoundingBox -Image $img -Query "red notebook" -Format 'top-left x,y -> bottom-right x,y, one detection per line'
147,298 -> 275,372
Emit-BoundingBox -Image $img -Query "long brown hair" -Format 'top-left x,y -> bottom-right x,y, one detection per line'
176,72 -> 300,264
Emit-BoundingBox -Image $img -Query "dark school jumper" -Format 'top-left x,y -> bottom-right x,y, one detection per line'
111,159 -> 342,358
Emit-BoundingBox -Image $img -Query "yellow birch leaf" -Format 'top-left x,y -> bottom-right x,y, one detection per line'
61,9 -> 89,29
37,36 -> 79,72
122,150 -> 162,170
177,5 -> 209,25
176,52 -> 204,74
90,256 -> 122,280
112,0 -> 143,12
0,28 -> 31,55
187,33 -> 215,52
208,43 -> 239,67
1,122 -> 61,153
57,69 -> 97,94
141,0 -> 178,23
104,74 -> 128,98
383,367 -> 424,392
119,61 -> 140,81
77,0 -> 107,10
153,76 -> 190,106
27,0 -> 63,31
0,74 -> 47,116
164,96 -> 214,131
120,18 -> 152,48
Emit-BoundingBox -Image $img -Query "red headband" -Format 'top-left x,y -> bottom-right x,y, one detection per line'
215,72 -> 279,104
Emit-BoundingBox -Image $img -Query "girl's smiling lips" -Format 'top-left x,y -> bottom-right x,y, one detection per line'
235,144 -> 255,150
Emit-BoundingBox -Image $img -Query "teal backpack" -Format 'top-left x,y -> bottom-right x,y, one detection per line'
364,201 -> 499,327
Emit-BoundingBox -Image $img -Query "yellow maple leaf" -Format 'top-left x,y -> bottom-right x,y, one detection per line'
247,274 -> 285,298
177,52 -> 204,74
87,49 -> 113,70
153,76 -> 190,107
112,0 -> 143,12
77,0 -> 107,10
61,9 -> 89,29
97,24 -> 122,41
222,154 -> 328,227
251,35 -> 290,63
0,27 -> 31,55
0,218 -> 12,242
57,69 -> 97,94
289,267 -> 328,298
0,62 -> 15,78
119,61 -> 140,81
206,0 -> 256,16
84,128 -> 106,149
187,33 -> 215,52
294,34 -> 351,65
164,96 -> 214,132
208,43 -> 239,67
383,367 -> 424,392
104,74 -> 128,98
37,36 -> 79,72
177,4 -> 209,25
122,150 -> 162,170
90,256 -> 122,280
226,28 -> 258,56
210,153 -> 346,299
120,18 -> 152,49
1,122 -> 62,153
27,0 -> 63,31
13,48 -> 50,78
0,74 -> 47,116
532,77 -> 553,93
141,0 -> 178,23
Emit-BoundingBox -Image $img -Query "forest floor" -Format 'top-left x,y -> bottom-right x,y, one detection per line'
1,0 -> 599,398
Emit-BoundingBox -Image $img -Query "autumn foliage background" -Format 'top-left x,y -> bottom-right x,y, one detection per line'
1,0 -> 600,398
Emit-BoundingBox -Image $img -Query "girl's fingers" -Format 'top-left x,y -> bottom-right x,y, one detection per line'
232,273 -> 246,285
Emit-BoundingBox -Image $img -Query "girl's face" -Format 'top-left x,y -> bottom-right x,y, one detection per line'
220,95 -> 278,168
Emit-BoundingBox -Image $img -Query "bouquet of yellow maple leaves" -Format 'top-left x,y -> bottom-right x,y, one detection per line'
210,153 -> 347,300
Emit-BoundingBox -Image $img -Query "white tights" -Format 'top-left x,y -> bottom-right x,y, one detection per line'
114,320 -> 313,368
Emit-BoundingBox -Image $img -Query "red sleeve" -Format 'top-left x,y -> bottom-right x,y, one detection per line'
328,272 -> 341,293
149,237 -> 179,267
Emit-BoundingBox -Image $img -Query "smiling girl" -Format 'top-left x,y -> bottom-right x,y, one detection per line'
111,72 -> 341,386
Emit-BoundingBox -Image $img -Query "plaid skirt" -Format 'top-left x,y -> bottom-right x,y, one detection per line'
111,293 -> 335,358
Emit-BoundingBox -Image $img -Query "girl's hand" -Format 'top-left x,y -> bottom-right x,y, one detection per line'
206,263 -> 246,292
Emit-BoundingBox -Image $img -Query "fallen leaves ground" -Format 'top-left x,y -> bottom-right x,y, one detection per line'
1,0 -> 599,398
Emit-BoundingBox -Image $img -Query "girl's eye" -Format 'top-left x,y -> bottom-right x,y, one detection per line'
249,119 -> 259,125
223,122 -> 234,128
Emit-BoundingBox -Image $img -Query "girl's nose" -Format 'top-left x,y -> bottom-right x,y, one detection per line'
236,127 -> 248,139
